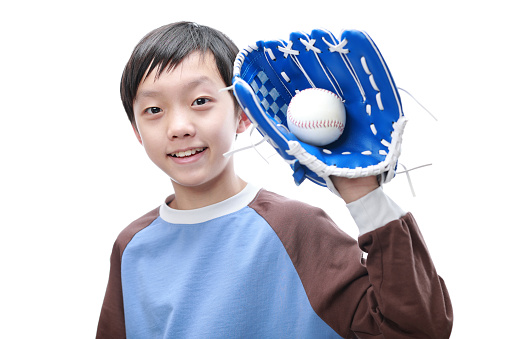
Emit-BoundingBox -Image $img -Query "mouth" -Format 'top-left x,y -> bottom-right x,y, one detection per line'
168,147 -> 207,158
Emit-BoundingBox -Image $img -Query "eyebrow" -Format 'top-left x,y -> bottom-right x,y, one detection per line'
186,75 -> 214,88
137,90 -> 160,99
136,75 -> 215,100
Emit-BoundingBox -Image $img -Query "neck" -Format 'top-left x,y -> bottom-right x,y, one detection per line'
169,175 -> 247,210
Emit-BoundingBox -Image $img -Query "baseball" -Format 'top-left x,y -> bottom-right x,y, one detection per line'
287,88 -> 346,146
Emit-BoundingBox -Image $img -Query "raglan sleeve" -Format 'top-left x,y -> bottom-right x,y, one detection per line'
96,238 -> 127,339
344,188 -> 453,338
255,189 -> 452,338
96,206 -> 161,338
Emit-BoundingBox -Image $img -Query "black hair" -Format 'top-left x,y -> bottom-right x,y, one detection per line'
120,21 -> 240,124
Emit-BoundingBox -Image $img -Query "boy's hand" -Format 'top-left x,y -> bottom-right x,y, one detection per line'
331,176 -> 379,204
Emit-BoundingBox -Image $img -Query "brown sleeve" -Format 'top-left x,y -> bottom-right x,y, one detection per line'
353,213 -> 453,338
250,190 -> 453,339
96,206 -> 161,339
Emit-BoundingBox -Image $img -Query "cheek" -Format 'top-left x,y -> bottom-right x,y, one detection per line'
220,116 -> 240,142
207,123 -> 235,150
206,109 -> 239,139
138,127 -> 164,154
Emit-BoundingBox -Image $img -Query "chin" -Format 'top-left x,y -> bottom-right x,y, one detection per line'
168,171 -> 215,189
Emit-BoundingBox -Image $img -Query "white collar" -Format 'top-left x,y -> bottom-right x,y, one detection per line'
159,183 -> 260,224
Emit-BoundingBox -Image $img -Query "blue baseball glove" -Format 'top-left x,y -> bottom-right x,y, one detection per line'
232,29 -> 407,195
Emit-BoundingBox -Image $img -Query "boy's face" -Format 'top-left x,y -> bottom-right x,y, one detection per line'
132,51 -> 249,191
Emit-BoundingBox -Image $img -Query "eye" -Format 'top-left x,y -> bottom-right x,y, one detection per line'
144,107 -> 162,114
192,97 -> 210,106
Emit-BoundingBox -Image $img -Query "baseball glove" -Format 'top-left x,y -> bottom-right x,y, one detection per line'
232,29 -> 407,195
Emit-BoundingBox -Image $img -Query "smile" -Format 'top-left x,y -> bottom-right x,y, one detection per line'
169,147 -> 207,158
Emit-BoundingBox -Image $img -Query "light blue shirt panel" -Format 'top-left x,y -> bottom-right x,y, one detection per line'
121,206 -> 342,338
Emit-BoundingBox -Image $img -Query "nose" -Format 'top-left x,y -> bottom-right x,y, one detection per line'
166,110 -> 196,140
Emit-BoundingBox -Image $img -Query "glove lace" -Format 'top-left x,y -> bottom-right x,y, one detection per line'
286,141 -> 337,178
299,38 -> 321,53
277,41 -> 300,58
321,37 -> 349,54
223,125 -> 270,164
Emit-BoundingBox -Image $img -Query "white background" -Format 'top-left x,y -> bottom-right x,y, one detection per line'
1,0 -> 507,337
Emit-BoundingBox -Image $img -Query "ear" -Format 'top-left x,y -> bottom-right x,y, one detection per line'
132,123 -> 143,145
236,111 -> 252,134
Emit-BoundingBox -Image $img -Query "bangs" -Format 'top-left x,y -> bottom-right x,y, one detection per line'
142,25 -> 209,81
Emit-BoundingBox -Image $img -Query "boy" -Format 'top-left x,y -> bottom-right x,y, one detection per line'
97,22 -> 453,338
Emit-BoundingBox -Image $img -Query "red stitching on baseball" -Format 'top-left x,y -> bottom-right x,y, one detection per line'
287,116 -> 345,131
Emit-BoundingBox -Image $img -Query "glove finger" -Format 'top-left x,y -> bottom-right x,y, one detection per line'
311,29 -> 403,163
283,31 -> 345,98
261,38 -> 311,96
309,29 -> 364,103
236,41 -> 294,127
307,29 -> 377,158
341,30 -> 404,155
232,77 -> 296,161
340,30 -> 403,122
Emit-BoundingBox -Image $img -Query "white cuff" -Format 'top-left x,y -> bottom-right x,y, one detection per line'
346,187 -> 406,236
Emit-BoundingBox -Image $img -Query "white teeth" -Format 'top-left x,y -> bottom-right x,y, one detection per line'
170,147 -> 205,158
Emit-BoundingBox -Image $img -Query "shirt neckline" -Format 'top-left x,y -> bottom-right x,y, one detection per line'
159,183 -> 261,224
